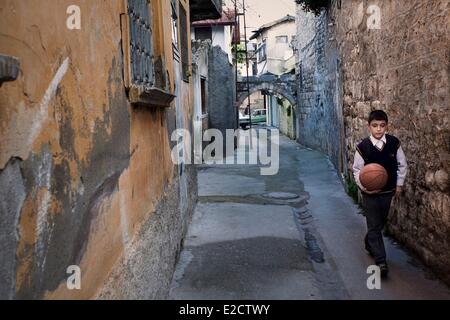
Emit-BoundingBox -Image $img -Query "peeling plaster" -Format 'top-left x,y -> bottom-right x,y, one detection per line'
28,57 -> 69,145
0,157 -> 26,299
119,190 -> 130,258
34,148 -> 53,272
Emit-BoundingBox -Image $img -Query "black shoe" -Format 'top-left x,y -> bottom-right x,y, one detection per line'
377,263 -> 389,278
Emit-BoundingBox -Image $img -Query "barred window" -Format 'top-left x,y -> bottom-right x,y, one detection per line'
128,0 -> 154,87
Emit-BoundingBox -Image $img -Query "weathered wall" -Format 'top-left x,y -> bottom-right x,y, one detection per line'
278,98 -> 295,140
268,95 -> 279,127
295,7 -> 345,173
295,0 -> 450,284
210,25 -> 233,63
96,164 -> 197,299
0,0 -> 197,299
334,0 -> 450,284
207,45 -> 237,151
192,40 -> 211,158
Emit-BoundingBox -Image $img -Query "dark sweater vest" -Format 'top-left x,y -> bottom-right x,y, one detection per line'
356,134 -> 400,192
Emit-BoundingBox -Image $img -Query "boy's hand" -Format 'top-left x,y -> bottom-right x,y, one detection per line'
395,186 -> 403,197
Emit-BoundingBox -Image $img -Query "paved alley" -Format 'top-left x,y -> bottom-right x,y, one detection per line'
169,133 -> 450,300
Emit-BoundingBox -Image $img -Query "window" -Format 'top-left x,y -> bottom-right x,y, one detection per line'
195,27 -> 212,41
257,39 -> 267,62
171,0 -> 178,48
201,77 -> 207,114
290,35 -> 297,50
252,61 -> 257,76
276,35 -> 288,44
127,0 -> 153,87
121,0 -> 175,107
179,3 -> 190,82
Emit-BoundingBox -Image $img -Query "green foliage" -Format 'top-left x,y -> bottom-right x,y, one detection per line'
295,0 -> 330,16
346,174 -> 359,203
232,44 -> 245,64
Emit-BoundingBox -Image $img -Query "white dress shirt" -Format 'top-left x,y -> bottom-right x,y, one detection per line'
352,134 -> 408,191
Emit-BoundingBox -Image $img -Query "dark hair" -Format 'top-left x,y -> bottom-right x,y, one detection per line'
368,110 -> 388,124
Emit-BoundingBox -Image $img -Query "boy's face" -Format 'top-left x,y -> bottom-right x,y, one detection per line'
368,120 -> 388,139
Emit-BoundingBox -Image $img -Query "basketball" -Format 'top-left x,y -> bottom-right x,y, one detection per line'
360,163 -> 388,191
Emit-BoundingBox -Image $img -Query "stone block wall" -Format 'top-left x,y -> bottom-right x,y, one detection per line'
295,0 -> 450,284
332,0 -> 449,284
295,6 -> 345,173
208,45 -> 237,151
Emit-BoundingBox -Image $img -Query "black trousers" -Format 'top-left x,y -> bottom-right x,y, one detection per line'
362,191 -> 395,264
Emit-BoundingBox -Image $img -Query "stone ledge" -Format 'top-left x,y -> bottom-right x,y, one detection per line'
128,84 -> 175,108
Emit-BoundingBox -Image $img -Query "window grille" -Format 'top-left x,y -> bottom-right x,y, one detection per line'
128,0 -> 154,87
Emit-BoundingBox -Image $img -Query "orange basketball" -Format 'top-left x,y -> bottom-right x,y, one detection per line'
360,163 -> 388,191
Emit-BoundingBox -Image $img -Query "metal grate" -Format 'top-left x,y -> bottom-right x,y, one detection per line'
128,0 -> 154,87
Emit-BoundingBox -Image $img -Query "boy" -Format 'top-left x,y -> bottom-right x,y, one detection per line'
352,110 -> 407,277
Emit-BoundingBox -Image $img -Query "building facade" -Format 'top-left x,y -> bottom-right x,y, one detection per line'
250,15 -> 296,76
191,8 -> 237,63
0,0 -> 221,299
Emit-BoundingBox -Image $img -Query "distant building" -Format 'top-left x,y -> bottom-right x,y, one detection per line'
191,8 -> 238,63
250,15 -> 296,76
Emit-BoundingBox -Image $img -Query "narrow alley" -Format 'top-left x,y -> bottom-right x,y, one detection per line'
170,133 -> 450,299
0,0 -> 449,303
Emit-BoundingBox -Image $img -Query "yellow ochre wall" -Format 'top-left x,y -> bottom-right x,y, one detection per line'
0,0 -> 195,299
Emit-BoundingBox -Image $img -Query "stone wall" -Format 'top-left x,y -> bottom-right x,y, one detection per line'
295,7 -> 345,172
295,0 -> 450,284
334,0 -> 449,284
97,164 -> 197,299
207,45 -> 237,152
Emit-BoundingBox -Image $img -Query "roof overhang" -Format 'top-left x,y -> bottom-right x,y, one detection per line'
190,0 -> 222,22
